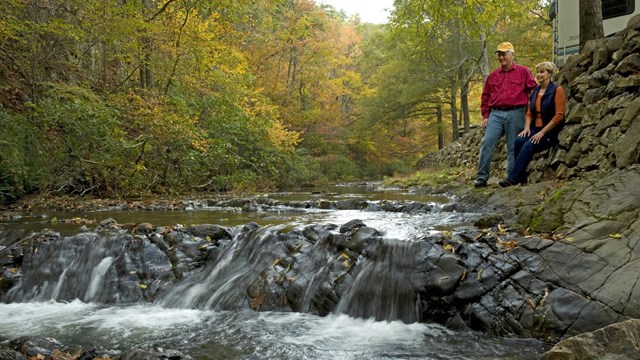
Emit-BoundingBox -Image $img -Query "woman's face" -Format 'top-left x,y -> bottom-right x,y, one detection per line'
536,68 -> 551,83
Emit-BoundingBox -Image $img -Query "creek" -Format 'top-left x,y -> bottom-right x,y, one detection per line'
0,184 -> 548,359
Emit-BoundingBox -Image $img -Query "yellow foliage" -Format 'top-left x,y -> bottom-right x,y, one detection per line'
267,121 -> 301,152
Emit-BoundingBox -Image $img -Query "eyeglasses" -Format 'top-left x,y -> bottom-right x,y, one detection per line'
497,52 -> 508,57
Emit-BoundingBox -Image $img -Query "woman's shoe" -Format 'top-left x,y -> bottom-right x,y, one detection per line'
499,179 -> 516,188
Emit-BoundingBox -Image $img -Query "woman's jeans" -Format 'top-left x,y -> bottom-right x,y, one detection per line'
476,108 -> 526,182
507,129 -> 554,183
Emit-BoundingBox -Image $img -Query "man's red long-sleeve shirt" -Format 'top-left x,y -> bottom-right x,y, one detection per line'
481,63 -> 537,119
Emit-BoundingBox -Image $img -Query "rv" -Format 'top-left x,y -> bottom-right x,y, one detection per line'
552,0 -> 640,66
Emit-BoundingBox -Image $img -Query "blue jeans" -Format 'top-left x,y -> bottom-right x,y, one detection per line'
476,108 -> 526,182
507,129 -> 554,183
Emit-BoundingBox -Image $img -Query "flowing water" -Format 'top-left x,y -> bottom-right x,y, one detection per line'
0,185 -> 549,359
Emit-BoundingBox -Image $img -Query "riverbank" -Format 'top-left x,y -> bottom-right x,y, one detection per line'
2,165 -> 640,359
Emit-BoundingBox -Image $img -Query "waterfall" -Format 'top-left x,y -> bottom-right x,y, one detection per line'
334,239 -> 423,323
2,232 -> 128,303
158,226 -> 285,310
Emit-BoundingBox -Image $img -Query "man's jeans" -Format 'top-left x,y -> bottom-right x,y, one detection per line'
507,129 -> 553,183
476,108 -> 526,182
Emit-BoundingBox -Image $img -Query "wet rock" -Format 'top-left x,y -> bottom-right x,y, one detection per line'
427,253 -> 465,295
473,215 -> 503,228
117,348 -> 194,360
0,349 -> 26,360
334,199 -> 369,210
339,219 -> 366,233
8,337 -> 65,360
185,224 -> 232,242
76,345 -> 98,360
133,223 -> 156,235
541,319 -> 640,360
98,218 -> 119,230
343,226 -> 381,253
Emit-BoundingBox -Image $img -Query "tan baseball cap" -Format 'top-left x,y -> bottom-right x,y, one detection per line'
496,42 -> 514,53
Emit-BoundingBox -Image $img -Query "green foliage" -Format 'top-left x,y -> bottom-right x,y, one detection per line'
0,85 -> 118,200
0,110 -> 35,202
318,155 -> 359,182
28,84 -> 122,195
0,0 -> 554,203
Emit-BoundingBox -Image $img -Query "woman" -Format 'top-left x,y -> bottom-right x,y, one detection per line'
499,61 -> 566,187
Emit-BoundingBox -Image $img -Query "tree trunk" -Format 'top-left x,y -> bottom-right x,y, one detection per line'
459,67 -> 471,134
140,37 -> 153,89
437,102 -> 444,150
449,77 -> 459,141
579,0 -> 604,51
480,33 -> 490,86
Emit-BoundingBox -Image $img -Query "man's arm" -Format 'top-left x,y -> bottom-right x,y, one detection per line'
524,67 -> 537,93
480,75 -> 492,121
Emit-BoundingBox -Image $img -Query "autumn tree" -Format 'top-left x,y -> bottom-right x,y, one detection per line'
362,0 -> 548,155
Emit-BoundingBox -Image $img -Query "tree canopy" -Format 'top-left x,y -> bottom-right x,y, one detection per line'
0,0 -> 553,202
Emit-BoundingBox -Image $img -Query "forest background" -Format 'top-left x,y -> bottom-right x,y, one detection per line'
0,0 -> 552,203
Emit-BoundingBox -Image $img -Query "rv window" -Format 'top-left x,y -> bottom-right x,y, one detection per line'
602,0 -> 635,19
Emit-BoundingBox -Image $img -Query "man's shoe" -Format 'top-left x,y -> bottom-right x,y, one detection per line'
474,179 -> 487,188
499,179 -> 516,188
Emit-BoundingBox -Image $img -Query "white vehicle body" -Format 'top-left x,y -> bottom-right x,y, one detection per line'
552,0 -> 640,66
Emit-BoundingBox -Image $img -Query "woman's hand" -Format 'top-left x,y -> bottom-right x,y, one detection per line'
530,132 -> 544,144
518,129 -> 530,137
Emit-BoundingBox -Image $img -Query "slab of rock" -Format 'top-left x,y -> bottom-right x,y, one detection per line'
541,319 -> 640,359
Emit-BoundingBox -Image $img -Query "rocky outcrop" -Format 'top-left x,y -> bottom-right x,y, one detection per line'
413,13 -> 640,357
418,14 -> 640,184
541,319 -> 640,359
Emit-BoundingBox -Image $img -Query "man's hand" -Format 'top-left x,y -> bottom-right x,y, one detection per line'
482,118 -> 489,129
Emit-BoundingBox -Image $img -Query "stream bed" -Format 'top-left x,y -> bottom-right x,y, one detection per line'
0,184 -> 550,359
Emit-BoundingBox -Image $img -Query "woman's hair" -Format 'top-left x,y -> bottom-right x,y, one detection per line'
536,61 -> 558,76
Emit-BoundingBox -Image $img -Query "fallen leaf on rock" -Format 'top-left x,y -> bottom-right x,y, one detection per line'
51,349 -> 73,360
498,240 -> 517,251
250,292 -> 266,310
527,299 -> 536,310
443,243 -> 455,254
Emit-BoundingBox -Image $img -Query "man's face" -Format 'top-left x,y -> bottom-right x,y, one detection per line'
497,51 -> 514,69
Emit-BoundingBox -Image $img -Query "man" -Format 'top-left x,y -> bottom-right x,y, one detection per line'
474,42 -> 537,187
